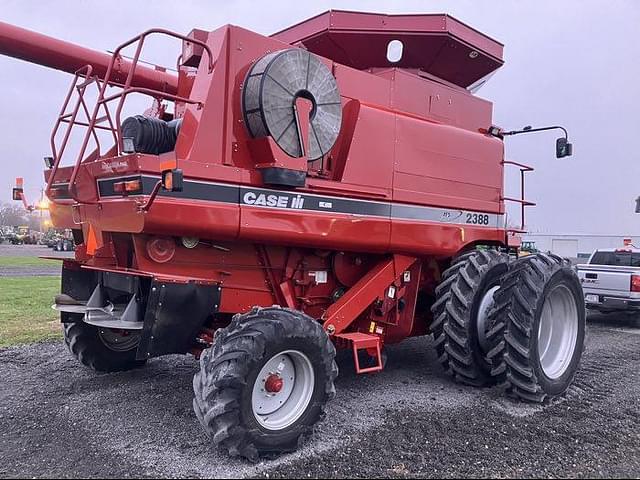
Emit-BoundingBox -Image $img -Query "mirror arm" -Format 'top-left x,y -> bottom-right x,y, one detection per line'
501,125 -> 569,140
491,124 -> 572,158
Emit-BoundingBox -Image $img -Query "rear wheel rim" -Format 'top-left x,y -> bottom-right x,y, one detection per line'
251,350 -> 315,431
538,284 -> 579,379
477,285 -> 500,354
98,329 -> 140,352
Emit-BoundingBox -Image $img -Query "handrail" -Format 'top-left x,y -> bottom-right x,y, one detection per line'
503,159 -> 533,171
64,28 -> 214,206
108,28 -> 214,75
46,65 -> 105,205
66,75 -> 115,205
106,29 -> 212,155
49,65 -> 94,165
501,159 -> 535,232
138,180 -> 163,212
502,196 -> 536,206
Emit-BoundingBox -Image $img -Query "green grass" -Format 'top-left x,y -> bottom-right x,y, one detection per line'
0,256 -> 61,268
0,276 -> 61,347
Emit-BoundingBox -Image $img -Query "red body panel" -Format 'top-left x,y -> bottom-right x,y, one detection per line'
62,22 -> 505,254
3,10 -> 512,350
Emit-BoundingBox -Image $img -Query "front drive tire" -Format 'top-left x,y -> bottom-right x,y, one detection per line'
487,253 -> 586,402
63,321 -> 146,372
192,307 -> 338,461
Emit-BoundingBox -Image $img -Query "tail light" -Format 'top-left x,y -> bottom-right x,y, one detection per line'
631,275 -> 640,292
146,236 -> 176,263
113,178 -> 142,195
12,177 -> 24,201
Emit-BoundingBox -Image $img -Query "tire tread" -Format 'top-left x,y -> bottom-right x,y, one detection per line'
486,253 -> 584,403
430,249 -> 509,387
192,306 -> 338,461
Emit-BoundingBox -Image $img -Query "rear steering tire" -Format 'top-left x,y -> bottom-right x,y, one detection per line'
63,321 -> 146,372
430,249 -> 509,387
487,253 -> 586,402
192,306 -> 338,461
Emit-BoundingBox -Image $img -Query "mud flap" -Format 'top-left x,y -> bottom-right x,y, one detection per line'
136,280 -> 220,360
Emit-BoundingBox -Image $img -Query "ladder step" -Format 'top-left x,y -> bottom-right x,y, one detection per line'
335,332 -> 383,374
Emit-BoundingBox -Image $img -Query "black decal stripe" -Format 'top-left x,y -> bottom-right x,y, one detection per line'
97,176 -> 239,204
239,187 -> 390,217
158,180 -> 238,204
96,175 -> 504,227
50,183 -> 72,200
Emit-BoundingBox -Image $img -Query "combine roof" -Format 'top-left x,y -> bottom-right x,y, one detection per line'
272,10 -> 504,89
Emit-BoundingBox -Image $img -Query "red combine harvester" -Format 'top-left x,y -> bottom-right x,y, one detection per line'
3,10 -> 583,459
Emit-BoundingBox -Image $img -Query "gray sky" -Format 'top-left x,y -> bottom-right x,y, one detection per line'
1,0 -> 639,234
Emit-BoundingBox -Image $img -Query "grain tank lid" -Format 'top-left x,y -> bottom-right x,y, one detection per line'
271,10 -> 504,89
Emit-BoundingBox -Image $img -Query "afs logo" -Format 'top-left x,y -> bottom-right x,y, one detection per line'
440,210 -> 463,223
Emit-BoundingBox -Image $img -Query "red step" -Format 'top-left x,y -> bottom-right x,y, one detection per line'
334,332 -> 383,374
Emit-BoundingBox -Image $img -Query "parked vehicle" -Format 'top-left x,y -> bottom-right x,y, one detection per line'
42,229 -> 75,251
519,240 -> 539,257
54,238 -> 74,252
576,248 -> 640,317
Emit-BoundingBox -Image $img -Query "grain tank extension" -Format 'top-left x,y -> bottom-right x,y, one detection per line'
3,10 -> 584,460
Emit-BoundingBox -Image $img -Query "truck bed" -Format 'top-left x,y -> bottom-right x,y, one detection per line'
576,263 -> 640,311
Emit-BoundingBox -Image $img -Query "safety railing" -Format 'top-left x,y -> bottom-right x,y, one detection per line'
46,65 -> 115,205
46,28 -> 214,205
502,159 -> 536,233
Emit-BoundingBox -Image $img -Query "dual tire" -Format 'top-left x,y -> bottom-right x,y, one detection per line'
431,249 -> 508,386
431,250 -> 585,402
487,253 -> 586,402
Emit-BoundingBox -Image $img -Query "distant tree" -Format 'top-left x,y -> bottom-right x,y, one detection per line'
0,201 -> 27,227
27,214 -> 43,231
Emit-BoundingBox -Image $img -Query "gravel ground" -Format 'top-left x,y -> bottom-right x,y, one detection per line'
1,314 -> 639,478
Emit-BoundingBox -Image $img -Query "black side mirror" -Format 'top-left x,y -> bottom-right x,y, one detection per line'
556,137 -> 573,158
161,168 -> 183,192
12,187 -> 23,201
636,196 -> 640,213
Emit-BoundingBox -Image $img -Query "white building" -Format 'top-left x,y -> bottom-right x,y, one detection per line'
522,233 -> 640,260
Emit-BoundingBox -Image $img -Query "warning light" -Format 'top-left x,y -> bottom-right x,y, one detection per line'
161,168 -> 183,192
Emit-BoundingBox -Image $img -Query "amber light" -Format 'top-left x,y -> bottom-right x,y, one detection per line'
146,236 -> 176,263
631,275 -> 640,293
161,168 -> 183,192
164,173 -> 174,190
113,178 -> 142,194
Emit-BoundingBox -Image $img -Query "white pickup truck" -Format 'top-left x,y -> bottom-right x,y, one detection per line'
576,248 -> 640,314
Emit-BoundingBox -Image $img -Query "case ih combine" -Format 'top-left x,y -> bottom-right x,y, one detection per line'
3,11 -> 584,460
